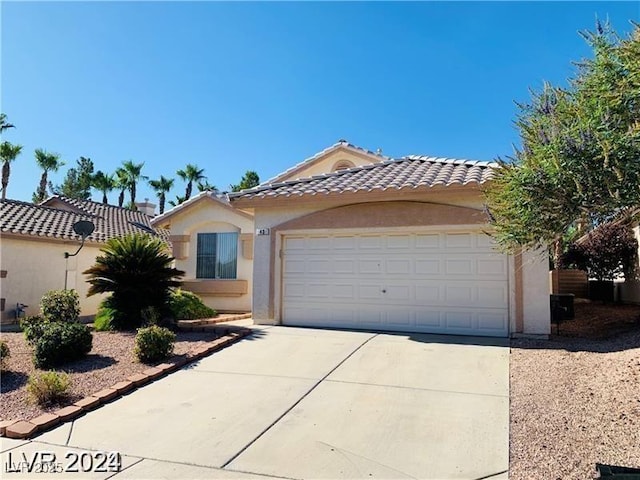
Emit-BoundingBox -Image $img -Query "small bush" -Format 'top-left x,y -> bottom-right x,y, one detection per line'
20,315 -> 49,343
169,289 -> 217,320
0,340 -> 10,370
40,289 -> 80,322
32,322 -> 93,368
94,299 -> 116,331
27,371 -> 70,406
134,325 -> 176,363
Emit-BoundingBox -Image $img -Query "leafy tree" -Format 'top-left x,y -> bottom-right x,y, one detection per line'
0,113 -> 15,134
92,170 -> 115,204
485,22 -> 640,257
231,170 -> 260,192
33,149 -> 64,203
53,156 -> 94,200
121,160 -> 147,207
1,141 -> 23,200
561,221 -> 637,281
149,175 -> 174,214
176,164 -> 206,201
83,233 -> 184,329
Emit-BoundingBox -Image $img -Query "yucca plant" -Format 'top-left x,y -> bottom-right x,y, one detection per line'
84,233 -> 184,329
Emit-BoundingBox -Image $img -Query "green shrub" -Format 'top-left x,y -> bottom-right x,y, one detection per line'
27,371 -> 71,406
134,325 -> 176,363
0,340 -> 10,370
32,322 -> 93,368
94,298 -> 116,331
40,289 -> 80,322
169,289 -> 217,320
20,315 -> 49,343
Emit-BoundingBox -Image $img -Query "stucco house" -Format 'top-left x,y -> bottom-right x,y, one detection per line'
222,140 -> 550,337
0,196 -> 164,325
150,192 -> 254,313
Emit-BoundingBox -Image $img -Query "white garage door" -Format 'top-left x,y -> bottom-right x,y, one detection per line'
281,231 -> 509,337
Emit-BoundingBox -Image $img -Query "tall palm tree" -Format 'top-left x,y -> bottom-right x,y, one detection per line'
168,194 -> 186,208
0,114 -> 15,134
121,160 -> 147,207
114,167 -> 128,208
92,170 -> 116,205
33,149 -> 64,203
1,141 -> 23,200
149,175 -> 174,215
176,164 -> 206,201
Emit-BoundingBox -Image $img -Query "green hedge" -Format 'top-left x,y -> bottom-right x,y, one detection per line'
134,325 -> 176,363
169,289 -> 217,320
32,322 -> 93,368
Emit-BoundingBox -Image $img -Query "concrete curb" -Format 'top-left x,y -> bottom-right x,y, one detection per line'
1,328 -> 251,440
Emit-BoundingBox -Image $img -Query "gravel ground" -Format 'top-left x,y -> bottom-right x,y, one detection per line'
0,330 -> 219,421
510,304 -> 640,480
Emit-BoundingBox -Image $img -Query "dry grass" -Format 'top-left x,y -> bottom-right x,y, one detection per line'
0,329 -> 219,421
510,302 -> 640,479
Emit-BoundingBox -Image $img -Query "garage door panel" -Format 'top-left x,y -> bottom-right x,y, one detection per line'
282,232 -> 509,337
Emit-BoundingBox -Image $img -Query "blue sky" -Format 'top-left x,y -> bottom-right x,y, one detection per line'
1,1 -> 639,206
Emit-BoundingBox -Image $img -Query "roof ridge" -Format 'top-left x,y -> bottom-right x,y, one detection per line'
1,198 -> 97,218
403,154 -> 498,167
263,139 -> 393,185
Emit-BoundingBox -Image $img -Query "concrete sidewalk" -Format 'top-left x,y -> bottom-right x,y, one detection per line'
1,326 -> 509,479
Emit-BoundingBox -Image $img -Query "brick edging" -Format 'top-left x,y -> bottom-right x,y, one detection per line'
0,327 -> 251,440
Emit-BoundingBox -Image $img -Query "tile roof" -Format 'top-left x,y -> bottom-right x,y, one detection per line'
264,139 -> 392,184
150,190 -> 253,227
231,156 -> 497,201
1,196 -> 169,243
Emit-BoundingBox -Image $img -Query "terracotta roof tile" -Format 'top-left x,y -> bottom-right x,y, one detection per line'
1,196 -> 169,243
232,156 -> 496,202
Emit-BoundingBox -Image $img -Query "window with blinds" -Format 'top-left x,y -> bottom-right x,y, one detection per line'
196,232 -> 238,279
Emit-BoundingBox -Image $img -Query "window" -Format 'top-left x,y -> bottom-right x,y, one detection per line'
332,160 -> 356,172
196,233 -> 238,279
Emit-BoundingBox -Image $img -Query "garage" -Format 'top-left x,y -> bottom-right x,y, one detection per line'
281,230 -> 510,337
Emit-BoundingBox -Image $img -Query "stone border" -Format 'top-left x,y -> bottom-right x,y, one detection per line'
0,327 -> 252,440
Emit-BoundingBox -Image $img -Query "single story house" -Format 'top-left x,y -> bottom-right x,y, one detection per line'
150,192 -> 254,313
0,196 -> 164,325
223,140 -> 551,337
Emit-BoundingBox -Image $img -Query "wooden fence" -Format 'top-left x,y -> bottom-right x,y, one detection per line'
550,269 -> 589,298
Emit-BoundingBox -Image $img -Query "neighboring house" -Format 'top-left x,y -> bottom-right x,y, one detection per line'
227,140 -> 550,337
150,192 -> 254,312
0,196 -> 164,325
619,222 -> 640,304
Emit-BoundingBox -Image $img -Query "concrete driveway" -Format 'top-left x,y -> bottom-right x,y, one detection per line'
1,326 -> 509,479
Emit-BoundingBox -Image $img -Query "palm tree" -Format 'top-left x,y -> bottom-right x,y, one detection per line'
176,164 -> 206,201
121,160 -> 147,207
0,114 -> 15,134
84,233 -> 185,329
197,180 -> 218,192
149,176 -> 174,215
92,170 -> 116,204
1,141 -> 23,200
168,194 -> 186,208
114,167 -> 128,208
33,149 -> 64,203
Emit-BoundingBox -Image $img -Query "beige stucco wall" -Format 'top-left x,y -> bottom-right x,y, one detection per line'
0,236 -> 105,324
277,150 -> 382,182
161,199 -> 254,312
247,191 -> 551,336
521,247 -> 551,335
